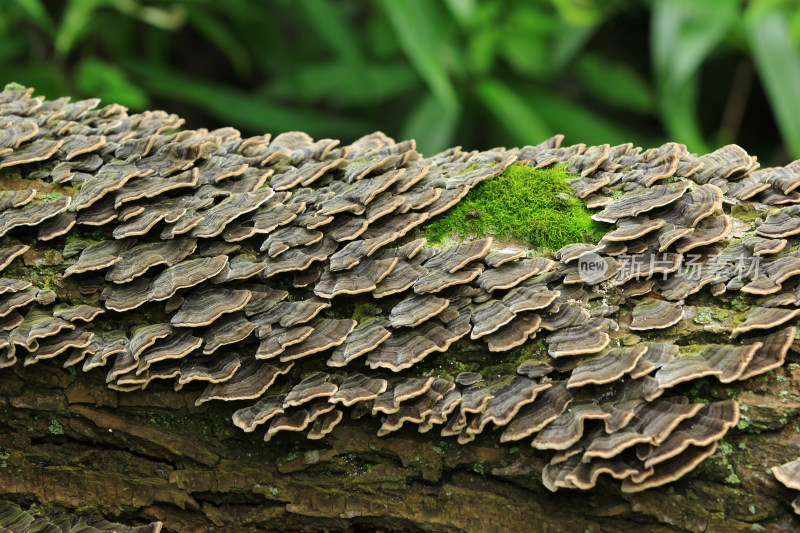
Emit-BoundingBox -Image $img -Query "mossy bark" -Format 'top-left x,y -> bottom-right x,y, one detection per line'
0,179 -> 798,532
1,360 -> 799,533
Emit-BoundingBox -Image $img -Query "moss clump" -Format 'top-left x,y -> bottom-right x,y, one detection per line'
47,419 -> 64,435
420,162 -> 608,250
38,191 -> 64,201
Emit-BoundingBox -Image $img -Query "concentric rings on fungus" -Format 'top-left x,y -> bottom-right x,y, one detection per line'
4,85 -> 800,498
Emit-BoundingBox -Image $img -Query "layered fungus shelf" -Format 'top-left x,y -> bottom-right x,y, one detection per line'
0,84 -> 799,531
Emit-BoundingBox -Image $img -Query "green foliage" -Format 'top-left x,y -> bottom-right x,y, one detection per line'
420,163 -> 608,250
47,419 -> 64,435
0,0 -> 797,159
38,191 -> 64,201
745,2 -> 800,158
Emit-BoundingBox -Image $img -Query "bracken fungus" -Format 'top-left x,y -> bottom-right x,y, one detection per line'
0,84 -> 799,506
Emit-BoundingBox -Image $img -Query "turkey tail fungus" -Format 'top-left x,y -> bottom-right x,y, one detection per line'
0,84 -> 799,531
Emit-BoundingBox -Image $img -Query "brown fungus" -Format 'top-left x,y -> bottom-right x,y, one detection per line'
278,318 -> 356,362
195,358 -> 293,406
592,181 -> 691,223
477,257 -> 554,292
329,373 -> 388,406
314,257 -> 398,298
468,376 -> 550,434
170,287 -> 252,328
655,344 -> 761,389
731,306 -> 800,338
773,458 -> 800,492
629,298 -> 684,331
366,321 -> 461,372
486,313 -> 541,352
202,313 -> 256,354
105,238 -> 197,284
389,293 -> 449,328
232,395 -> 285,432
283,372 -> 338,407
327,319 -> 392,367
372,376 -> 437,415
176,353 -> 241,391
567,346 -> 647,388
545,321 -> 611,358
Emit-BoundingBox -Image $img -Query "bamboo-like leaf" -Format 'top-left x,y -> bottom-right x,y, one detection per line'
75,58 -> 148,108
378,0 -> 460,115
108,0 -> 186,30
55,0 -> 106,56
526,87 -> 643,147
401,93 -> 458,155
747,3 -> 800,158
575,54 -> 653,113
651,0 -> 737,153
299,0 -> 362,63
548,0 -> 606,26
476,80 -> 551,144
657,80 -> 708,154
444,0 -> 476,27
187,8 -> 251,76
12,0 -> 54,33
550,21 -> 595,72
652,0 -> 738,86
268,61 -> 418,106
125,61 -> 369,137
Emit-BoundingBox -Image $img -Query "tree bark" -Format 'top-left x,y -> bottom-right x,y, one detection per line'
1,360 -> 799,532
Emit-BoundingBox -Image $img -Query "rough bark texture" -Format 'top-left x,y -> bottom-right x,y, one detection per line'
1,361 -> 799,532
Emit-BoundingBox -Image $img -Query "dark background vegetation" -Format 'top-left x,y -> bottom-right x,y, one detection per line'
3,0 -> 800,164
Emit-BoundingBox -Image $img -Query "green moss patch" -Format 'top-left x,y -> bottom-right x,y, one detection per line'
420,162 -> 609,250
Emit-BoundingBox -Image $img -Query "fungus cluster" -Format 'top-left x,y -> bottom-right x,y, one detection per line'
0,84 -> 799,499
774,458 -> 800,513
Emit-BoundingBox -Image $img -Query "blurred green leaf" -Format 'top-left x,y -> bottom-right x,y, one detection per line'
401,93 -> 458,155
56,0 -> 107,56
75,58 -> 148,108
444,0 -> 476,27
12,0 -> 54,34
651,0 -> 737,152
125,61 -> 370,137
476,80 -> 551,144
299,0 -> 361,64
269,61 -> 418,106
0,37 -> 26,64
467,28 -> 496,75
4,0 -> 791,164
497,5 -> 558,78
550,21 -> 595,71
549,0 -> 608,26
657,81 -> 708,153
379,0 -> 460,115
109,0 -> 186,30
367,8 -> 401,59
187,8 -> 251,76
1,64 -> 70,100
747,3 -> 800,157
526,87 -> 642,146
214,1 -> 285,74
652,0 -> 738,86
791,8 -> 800,46
575,53 -> 653,113
465,2 -> 501,74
